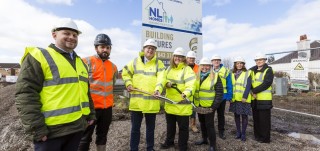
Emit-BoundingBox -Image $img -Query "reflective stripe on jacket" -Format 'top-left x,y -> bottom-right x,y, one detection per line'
231,70 -> 252,103
122,52 -> 166,113
217,66 -> 229,93
22,47 -> 90,126
83,55 -> 117,109
252,68 -> 272,100
194,72 -> 218,107
165,63 -> 196,116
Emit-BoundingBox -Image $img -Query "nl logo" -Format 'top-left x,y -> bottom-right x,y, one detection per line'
147,1 -> 173,24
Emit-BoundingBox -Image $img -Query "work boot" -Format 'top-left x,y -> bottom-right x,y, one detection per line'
194,139 -> 208,145
219,131 -> 226,140
160,142 -> 174,149
96,145 -> 106,151
235,132 -> 241,139
190,118 -> 199,133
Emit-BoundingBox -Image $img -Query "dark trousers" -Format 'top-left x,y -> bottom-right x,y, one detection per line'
130,111 -> 156,151
198,112 -> 216,147
78,108 -> 112,151
216,100 -> 226,132
165,113 -> 189,151
252,108 -> 271,143
34,131 -> 83,151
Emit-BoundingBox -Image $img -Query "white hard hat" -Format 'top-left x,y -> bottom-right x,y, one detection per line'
234,57 -> 246,63
211,54 -> 221,60
254,53 -> 267,60
173,47 -> 186,56
52,18 -> 81,34
143,39 -> 157,49
186,51 -> 196,58
199,57 -> 211,65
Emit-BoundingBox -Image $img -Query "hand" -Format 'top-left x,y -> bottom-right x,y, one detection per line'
87,120 -> 94,126
241,98 -> 246,103
166,82 -> 172,88
127,85 -> 133,92
252,93 -> 257,99
153,90 -> 160,98
41,136 -> 47,142
181,93 -> 186,99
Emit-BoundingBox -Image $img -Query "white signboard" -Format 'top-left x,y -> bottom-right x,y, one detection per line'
290,58 -> 309,90
6,76 -> 18,83
142,0 -> 202,67
142,27 -> 202,66
142,0 -> 202,32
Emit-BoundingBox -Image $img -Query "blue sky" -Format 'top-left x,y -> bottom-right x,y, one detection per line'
1,0 -> 319,68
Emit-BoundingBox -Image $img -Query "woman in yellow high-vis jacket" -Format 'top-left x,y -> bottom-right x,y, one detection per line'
193,57 -> 223,151
160,47 -> 196,151
229,57 -> 252,142
250,53 -> 274,143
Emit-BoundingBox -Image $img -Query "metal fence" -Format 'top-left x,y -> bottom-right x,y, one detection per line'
267,47 -> 320,117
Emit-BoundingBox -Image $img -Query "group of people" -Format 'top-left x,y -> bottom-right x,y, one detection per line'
15,18 -> 274,151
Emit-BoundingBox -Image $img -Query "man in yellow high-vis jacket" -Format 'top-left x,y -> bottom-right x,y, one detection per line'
15,18 -> 95,151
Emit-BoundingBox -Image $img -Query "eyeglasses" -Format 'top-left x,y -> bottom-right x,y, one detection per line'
145,46 -> 156,51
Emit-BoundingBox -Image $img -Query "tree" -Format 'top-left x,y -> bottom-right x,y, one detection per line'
222,57 -> 233,70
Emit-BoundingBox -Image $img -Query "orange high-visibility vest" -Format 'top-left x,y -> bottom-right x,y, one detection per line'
83,55 -> 117,109
193,64 -> 199,73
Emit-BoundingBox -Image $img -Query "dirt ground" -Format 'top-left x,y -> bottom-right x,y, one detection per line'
1,84 -> 320,151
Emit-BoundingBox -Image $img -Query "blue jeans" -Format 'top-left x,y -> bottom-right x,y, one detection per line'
130,111 -> 156,151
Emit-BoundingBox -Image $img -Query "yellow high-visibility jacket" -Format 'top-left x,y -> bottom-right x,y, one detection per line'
165,63 -> 196,116
122,52 -> 166,113
231,70 -> 252,103
194,72 -> 218,107
21,47 -> 90,126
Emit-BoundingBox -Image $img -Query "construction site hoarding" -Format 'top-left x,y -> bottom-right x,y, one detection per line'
142,0 -> 202,66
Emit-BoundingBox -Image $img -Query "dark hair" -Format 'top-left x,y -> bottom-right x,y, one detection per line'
232,62 -> 247,73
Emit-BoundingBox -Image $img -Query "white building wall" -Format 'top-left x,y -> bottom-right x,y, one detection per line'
270,60 -> 320,74
309,60 -> 320,73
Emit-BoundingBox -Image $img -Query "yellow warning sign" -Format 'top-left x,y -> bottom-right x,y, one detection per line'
294,63 -> 304,70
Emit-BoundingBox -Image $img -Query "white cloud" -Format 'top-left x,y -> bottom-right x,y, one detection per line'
36,0 -> 74,5
131,19 -> 142,26
202,0 -> 320,67
0,0 -> 139,69
202,0 -> 230,6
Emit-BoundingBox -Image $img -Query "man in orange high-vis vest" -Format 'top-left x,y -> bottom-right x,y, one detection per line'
186,50 -> 200,133
78,34 -> 118,151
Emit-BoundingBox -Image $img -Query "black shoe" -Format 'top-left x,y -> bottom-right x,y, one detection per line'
160,142 -> 174,149
235,132 -> 241,139
208,146 -> 216,151
194,139 -> 208,145
241,134 -> 246,141
219,131 -> 226,140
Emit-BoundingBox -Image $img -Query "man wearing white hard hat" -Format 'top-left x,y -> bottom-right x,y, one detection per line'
15,18 -> 96,151
160,47 -> 196,151
193,57 -> 223,151
249,53 -> 274,143
210,54 -> 233,140
229,57 -> 253,142
122,39 -> 166,151
186,50 -> 200,133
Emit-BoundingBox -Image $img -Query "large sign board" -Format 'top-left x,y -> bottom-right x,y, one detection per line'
142,0 -> 202,66
290,58 -> 309,90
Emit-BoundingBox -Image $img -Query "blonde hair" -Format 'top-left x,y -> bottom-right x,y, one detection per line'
169,55 -> 187,68
197,64 -> 215,81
